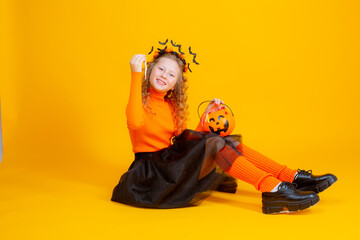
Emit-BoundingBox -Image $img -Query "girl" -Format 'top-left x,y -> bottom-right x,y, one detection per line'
111,45 -> 337,214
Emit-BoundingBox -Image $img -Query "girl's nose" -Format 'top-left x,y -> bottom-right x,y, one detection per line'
161,72 -> 167,79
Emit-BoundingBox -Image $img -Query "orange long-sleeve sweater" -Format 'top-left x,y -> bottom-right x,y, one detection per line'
127,72 -> 204,153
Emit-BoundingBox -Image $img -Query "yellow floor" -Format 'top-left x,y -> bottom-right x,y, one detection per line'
0,154 -> 358,240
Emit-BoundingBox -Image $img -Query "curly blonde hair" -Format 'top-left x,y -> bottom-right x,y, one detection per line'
142,54 -> 188,135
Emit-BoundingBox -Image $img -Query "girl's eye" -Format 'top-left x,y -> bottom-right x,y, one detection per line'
159,67 -> 163,71
170,74 -> 175,77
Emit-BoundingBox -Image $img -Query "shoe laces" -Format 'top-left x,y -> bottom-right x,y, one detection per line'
277,181 -> 298,191
297,169 -> 312,177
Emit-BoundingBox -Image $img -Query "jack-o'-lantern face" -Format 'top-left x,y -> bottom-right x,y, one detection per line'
202,107 -> 235,137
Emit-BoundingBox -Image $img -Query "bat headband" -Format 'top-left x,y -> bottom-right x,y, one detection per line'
147,39 -> 200,74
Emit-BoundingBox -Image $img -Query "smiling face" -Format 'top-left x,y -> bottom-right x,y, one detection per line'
149,56 -> 181,94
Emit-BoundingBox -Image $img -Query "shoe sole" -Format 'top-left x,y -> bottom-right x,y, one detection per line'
298,175 -> 338,193
262,195 -> 320,214
215,183 -> 238,193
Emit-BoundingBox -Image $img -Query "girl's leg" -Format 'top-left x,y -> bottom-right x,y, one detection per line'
215,143 -> 319,214
215,144 -> 281,192
236,143 -> 297,182
200,138 -> 238,193
234,142 -> 337,194
200,136 -> 280,192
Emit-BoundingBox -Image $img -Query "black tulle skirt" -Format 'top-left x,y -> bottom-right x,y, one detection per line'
111,129 -> 242,209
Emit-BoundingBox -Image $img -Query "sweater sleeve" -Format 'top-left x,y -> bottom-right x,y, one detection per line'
195,113 -> 205,131
195,120 -> 203,131
126,72 -> 144,129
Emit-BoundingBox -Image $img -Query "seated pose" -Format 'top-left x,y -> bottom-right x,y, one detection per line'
111,42 -> 337,214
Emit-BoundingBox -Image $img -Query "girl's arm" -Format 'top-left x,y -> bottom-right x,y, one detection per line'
126,54 -> 146,129
195,121 -> 203,131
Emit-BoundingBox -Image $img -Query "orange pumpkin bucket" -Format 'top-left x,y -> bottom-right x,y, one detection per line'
197,101 -> 236,137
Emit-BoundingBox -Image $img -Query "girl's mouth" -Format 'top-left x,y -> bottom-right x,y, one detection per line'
157,79 -> 166,86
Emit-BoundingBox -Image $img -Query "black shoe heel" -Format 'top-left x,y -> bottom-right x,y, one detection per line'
262,205 -> 283,214
262,195 -> 319,214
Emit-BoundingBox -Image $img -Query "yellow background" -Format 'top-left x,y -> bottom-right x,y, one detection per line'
1,0 -> 359,239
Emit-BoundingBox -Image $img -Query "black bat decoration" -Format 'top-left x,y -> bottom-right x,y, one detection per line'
189,47 -> 199,65
170,40 -> 185,54
159,39 -> 168,45
148,46 -> 154,55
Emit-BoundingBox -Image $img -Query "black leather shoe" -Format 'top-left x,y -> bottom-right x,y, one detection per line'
293,169 -> 337,193
216,173 -> 237,194
262,182 -> 319,214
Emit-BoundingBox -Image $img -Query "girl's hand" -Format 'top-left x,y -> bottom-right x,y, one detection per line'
203,98 -> 224,115
130,54 -> 146,72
